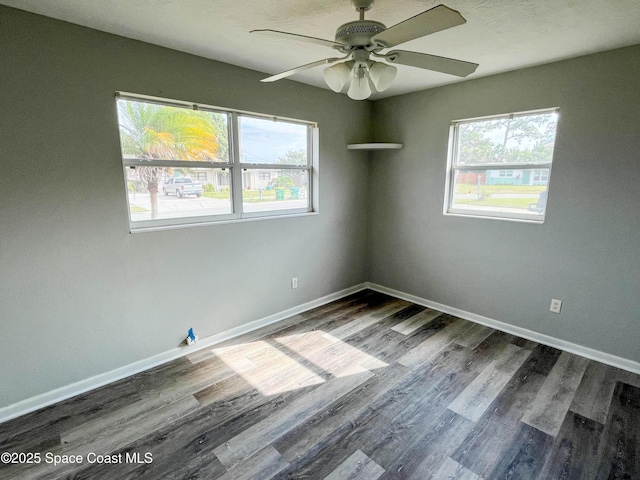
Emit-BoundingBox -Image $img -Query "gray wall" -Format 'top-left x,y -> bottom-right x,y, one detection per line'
368,45 -> 640,363
0,7 -> 372,408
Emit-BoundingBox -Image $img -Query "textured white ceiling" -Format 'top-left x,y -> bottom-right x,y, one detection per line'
3,0 -> 640,99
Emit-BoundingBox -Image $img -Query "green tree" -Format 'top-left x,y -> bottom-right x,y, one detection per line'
458,113 -> 556,165
277,150 -> 307,165
118,100 -> 225,218
274,149 -> 307,189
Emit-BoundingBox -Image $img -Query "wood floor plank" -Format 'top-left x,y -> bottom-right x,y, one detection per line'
451,349 -> 550,477
511,337 -> 539,350
380,409 -> 475,480
211,338 -> 326,396
0,378 -> 140,454
297,292 -> 398,334
331,307 -> 450,369
428,457 -> 481,480
271,328 -> 390,376
538,411 -> 604,480
60,395 -> 200,449
324,449 -> 384,480
617,367 -> 640,389
241,292 -> 388,348
524,343 -> 562,376
570,361 -> 619,424
346,370 -> 476,473
2,395 -> 202,480
397,317 -> 475,368
391,307 -> 442,335
298,290 -> 379,320
214,365 -> 374,468
218,445 -> 289,480
277,337 -> 509,480
448,343 -> 532,422
132,356 -> 235,404
328,299 -> 411,340
274,331 -> 388,379
487,422 -> 554,479
274,363 -> 410,463
595,381 -> 640,479
67,382 -> 321,480
522,351 -> 590,436
454,322 -> 494,350
273,345 -> 479,479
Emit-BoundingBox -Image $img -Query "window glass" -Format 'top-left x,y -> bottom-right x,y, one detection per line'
239,116 -> 309,165
116,95 -> 315,230
126,167 -> 231,222
117,99 -> 229,162
446,109 -> 558,222
242,169 -> 309,213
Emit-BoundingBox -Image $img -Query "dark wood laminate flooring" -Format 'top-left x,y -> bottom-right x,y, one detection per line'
1,290 -> 639,479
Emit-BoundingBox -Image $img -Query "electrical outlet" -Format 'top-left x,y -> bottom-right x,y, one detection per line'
550,299 -> 562,314
291,277 -> 298,289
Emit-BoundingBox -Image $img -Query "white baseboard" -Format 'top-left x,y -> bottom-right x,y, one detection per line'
0,283 -> 368,424
366,282 -> 640,376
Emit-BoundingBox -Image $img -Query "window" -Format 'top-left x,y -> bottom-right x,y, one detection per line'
444,108 -> 559,223
116,94 -> 317,230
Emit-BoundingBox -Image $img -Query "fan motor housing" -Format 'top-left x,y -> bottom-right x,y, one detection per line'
335,20 -> 386,46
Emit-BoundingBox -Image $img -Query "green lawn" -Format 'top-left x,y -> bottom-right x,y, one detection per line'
204,189 -> 295,203
454,183 -> 546,195
455,197 -> 536,209
454,183 -> 545,209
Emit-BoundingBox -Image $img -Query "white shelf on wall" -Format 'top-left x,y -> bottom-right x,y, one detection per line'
347,143 -> 403,150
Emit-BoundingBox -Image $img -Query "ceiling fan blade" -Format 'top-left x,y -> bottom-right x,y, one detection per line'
261,58 -> 343,83
385,50 -> 478,77
251,29 -> 345,49
371,4 -> 466,48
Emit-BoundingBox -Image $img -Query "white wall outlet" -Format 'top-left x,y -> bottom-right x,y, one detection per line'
550,299 -> 562,314
291,277 -> 298,289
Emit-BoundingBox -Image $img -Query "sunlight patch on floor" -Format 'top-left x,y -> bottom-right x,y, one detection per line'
275,331 -> 388,375
212,330 -> 388,396
213,340 -> 325,396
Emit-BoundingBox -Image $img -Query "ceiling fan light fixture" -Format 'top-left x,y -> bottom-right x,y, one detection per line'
323,62 -> 352,92
347,66 -> 371,100
254,3 -> 477,101
369,62 -> 397,92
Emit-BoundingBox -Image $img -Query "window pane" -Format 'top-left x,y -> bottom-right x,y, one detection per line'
117,99 -> 229,162
238,116 -> 308,165
456,112 -> 558,166
126,167 -> 232,222
242,169 -> 309,213
451,169 -> 549,217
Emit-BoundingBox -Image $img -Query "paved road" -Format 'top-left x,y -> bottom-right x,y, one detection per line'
128,192 -> 307,221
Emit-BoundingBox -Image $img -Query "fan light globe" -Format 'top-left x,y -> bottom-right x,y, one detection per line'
323,63 -> 351,92
369,62 -> 397,92
347,73 -> 372,100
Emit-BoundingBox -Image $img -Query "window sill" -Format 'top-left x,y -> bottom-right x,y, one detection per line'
129,211 -> 319,233
444,210 -> 545,224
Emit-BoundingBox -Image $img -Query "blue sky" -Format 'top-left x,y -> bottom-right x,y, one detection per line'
239,116 -> 308,164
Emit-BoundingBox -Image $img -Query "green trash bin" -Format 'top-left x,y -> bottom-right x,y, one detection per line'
275,187 -> 286,200
290,186 -> 300,200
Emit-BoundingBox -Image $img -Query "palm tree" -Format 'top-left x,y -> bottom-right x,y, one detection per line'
117,100 -> 225,218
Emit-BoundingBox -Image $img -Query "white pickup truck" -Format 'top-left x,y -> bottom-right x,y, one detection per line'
162,177 -> 204,198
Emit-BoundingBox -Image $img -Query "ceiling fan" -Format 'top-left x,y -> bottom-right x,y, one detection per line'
251,0 -> 479,100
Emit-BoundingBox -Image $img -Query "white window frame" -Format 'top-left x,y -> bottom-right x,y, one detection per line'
444,108 -> 558,224
117,93 -> 319,231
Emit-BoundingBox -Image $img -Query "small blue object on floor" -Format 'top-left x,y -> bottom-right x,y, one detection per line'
187,328 -> 198,346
